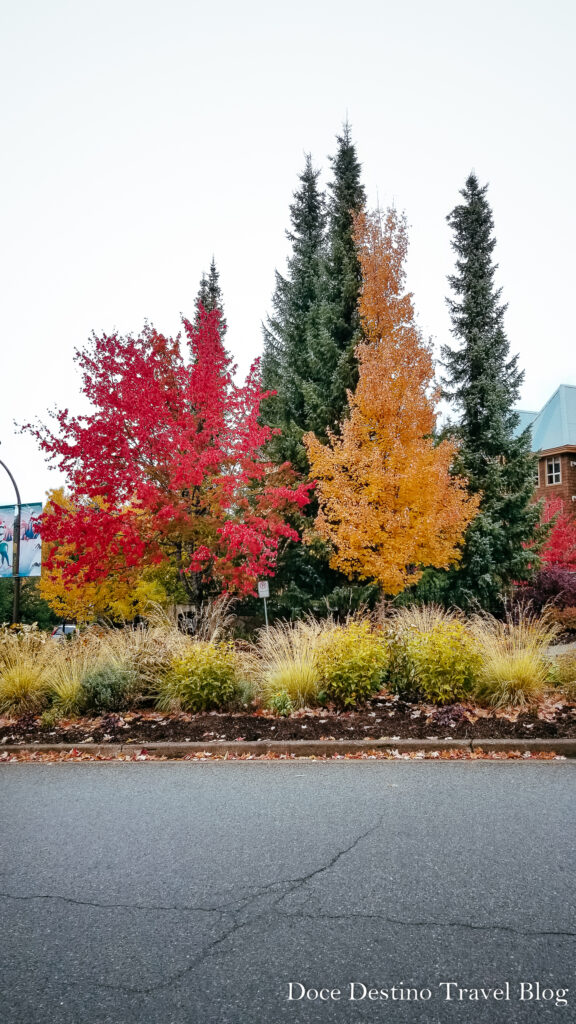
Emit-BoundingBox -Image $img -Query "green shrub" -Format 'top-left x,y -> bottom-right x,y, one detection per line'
268,691 -> 295,716
387,620 -> 481,705
315,621 -> 388,708
81,663 -> 136,714
156,641 -> 238,712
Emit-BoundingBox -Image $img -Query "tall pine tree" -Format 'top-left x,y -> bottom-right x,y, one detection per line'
194,258 -> 227,337
261,125 -> 366,466
257,135 -> 374,617
321,121 -> 366,424
433,172 -> 545,610
261,154 -> 326,469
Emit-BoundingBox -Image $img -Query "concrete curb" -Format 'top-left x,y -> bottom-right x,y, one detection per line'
2,738 -> 576,757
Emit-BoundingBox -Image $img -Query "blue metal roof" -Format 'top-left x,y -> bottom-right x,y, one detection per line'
515,409 -> 538,435
516,385 -> 576,452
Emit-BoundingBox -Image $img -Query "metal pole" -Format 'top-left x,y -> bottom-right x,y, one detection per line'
263,596 -> 269,630
0,449 -> 22,625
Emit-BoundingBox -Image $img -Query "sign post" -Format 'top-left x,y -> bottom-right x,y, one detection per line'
257,580 -> 270,629
0,449 -> 23,625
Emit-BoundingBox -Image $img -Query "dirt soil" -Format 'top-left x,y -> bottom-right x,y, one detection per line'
2,693 -> 575,745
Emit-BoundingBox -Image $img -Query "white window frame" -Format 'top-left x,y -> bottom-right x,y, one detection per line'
546,457 -> 561,485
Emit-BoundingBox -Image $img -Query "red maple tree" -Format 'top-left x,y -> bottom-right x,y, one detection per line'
26,307 -> 311,600
541,498 -> 576,571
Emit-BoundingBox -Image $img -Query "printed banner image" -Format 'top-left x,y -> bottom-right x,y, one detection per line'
0,503 -> 42,578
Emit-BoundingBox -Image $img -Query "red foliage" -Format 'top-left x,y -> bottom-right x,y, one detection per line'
25,307 -> 311,597
541,498 -> 576,571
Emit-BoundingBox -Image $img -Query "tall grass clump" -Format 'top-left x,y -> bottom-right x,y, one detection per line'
550,652 -> 576,701
250,619 -> 328,711
0,625 -> 50,715
46,644 -> 94,717
470,609 -> 560,708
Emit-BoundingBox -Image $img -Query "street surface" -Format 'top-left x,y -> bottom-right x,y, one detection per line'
0,761 -> 574,1024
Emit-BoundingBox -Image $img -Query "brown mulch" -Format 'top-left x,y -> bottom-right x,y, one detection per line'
1,693 -> 574,746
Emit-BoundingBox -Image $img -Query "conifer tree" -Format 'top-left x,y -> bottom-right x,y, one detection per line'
261,125 -> 366,464
435,172 -> 545,610
261,154 -> 326,469
194,258 -> 227,337
257,130 -> 370,617
321,122 -> 366,422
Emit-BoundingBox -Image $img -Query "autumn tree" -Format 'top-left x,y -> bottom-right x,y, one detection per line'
26,308 -> 311,606
37,489 -> 171,622
541,498 -> 576,571
305,209 -> 478,595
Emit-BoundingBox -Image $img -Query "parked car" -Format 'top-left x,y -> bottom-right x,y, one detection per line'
51,624 -> 77,640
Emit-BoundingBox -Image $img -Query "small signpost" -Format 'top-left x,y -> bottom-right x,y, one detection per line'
257,579 -> 270,628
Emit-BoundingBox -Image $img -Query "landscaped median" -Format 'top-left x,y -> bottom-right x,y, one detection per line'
0,605 -> 574,762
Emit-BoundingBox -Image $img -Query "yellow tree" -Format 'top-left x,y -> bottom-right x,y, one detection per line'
304,209 -> 479,595
39,490 -> 169,622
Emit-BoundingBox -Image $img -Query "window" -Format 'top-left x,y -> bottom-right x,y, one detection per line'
534,462 -> 540,487
546,457 -> 561,485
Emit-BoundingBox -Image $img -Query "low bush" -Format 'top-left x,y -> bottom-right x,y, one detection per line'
81,663 -> 136,714
267,691 -> 295,716
315,620 -> 388,708
387,616 -> 481,705
519,567 -> 576,613
549,606 -> 576,634
156,641 -> 238,712
470,611 -> 559,708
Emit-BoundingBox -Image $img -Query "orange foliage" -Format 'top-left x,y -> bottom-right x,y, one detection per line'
304,209 -> 479,595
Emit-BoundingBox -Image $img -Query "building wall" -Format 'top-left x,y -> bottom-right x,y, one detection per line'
534,451 -> 576,514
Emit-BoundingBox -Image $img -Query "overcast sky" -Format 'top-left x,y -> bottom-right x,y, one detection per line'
1,0 -> 574,505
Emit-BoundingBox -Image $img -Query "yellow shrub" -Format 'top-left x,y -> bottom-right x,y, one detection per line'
156,641 -> 238,712
316,620 -> 388,708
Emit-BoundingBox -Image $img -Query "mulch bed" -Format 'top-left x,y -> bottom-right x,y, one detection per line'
2,693 -> 575,745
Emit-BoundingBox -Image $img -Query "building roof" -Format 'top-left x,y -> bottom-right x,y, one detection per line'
516,385 -> 576,452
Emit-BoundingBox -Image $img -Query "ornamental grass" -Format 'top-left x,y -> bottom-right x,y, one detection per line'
249,618 -> 329,710
470,609 -> 561,708
0,624 -> 51,715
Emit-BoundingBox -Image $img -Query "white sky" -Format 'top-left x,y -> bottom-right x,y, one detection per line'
1,0 -> 575,505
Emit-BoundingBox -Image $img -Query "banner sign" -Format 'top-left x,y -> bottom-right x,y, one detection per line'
0,503 -> 42,578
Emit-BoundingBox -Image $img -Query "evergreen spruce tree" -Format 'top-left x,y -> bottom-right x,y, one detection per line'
321,121 -> 366,424
258,141 -> 375,617
261,154 -> 326,469
194,257 -> 227,337
432,172 -> 545,610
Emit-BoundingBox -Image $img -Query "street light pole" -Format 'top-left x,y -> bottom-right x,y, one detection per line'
0,445 -> 22,625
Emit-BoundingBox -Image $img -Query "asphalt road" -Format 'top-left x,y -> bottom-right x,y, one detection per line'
0,762 -> 574,1024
